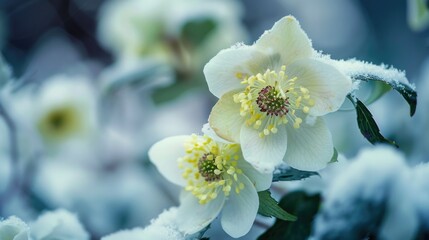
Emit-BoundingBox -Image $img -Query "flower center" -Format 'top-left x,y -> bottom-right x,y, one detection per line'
179,135 -> 245,204
198,153 -> 223,182
233,65 -> 315,138
256,85 -> 289,117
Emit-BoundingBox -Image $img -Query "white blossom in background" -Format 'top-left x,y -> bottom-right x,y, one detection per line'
33,75 -> 97,152
102,207 -> 185,240
408,0 -> 429,31
97,0 -> 246,71
30,209 -> 89,240
149,134 -> 272,238
205,16 -> 351,173
0,216 -> 30,240
312,146 -> 419,240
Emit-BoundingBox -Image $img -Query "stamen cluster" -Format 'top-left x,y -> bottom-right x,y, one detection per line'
179,135 -> 245,204
233,65 -> 315,138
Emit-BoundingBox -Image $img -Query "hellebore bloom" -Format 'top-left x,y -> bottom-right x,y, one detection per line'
149,134 -> 272,238
205,16 -> 351,173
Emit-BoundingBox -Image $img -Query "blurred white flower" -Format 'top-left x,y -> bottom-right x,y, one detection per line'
408,0 -> 429,31
97,0 -> 247,72
30,209 -> 89,240
149,134 -> 272,238
0,216 -> 30,240
34,75 -> 97,150
101,207 -> 185,240
312,146 -> 419,240
205,16 -> 351,173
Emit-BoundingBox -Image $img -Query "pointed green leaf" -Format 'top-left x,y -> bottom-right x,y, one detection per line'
348,95 -> 398,147
272,167 -> 319,182
328,148 -> 338,163
353,74 -> 417,116
258,191 -> 321,240
258,190 -> 297,221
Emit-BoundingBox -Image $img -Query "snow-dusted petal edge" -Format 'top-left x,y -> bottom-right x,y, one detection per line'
240,124 -> 287,173
221,174 -> 259,238
283,117 -> 333,171
148,136 -> 189,186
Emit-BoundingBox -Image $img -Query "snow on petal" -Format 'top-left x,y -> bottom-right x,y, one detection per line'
148,135 -> 190,187
221,175 -> 259,238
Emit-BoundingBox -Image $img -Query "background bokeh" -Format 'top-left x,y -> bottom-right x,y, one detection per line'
0,0 -> 428,239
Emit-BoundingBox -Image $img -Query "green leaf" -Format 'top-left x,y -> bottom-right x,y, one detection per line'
181,18 -> 217,47
258,190 -> 297,221
348,95 -> 398,147
353,74 -> 417,116
258,191 -> 321,240
272,167 -> 319,182
328,148 -> 338,163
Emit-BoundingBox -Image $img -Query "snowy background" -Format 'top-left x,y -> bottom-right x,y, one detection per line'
0,0 -> 428,239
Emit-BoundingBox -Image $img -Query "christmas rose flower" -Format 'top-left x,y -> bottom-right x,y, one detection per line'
149,134 -> 272,238
205,16 -> 352,173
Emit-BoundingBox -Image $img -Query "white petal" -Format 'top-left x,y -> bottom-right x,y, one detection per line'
237,158 -> 272,191
256,15 -> 313,65
283,117 -> 333,171
177,191 -> 225,234
148,136 -> 190,186
204,45 -> 268,98
240,124 -> 287,173
221,175 -> 259,238
209,90 -> 245,143
287,58 -> 352,116
201,123 -> 232,144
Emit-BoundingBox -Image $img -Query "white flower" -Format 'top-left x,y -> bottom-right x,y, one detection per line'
97,0 -> 246,69
34,75 -> 97,147
30,209 -> 89,240
149,134 -> 272,238
101,207 -> 185,240
0,216 -> 30,240
205,16 -> 351,173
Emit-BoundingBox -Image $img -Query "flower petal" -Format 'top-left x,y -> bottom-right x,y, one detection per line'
203,45 -> 269,98
148,136 -> 189,187
237,158 -> 272,191
286,58 -> 352,116
209,90 -> 245,143
283,117 -> 333,171
177,191 -> 225,234
221,175 -> 259,238
240,124 -> 287,173
256,15 -> 313,65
